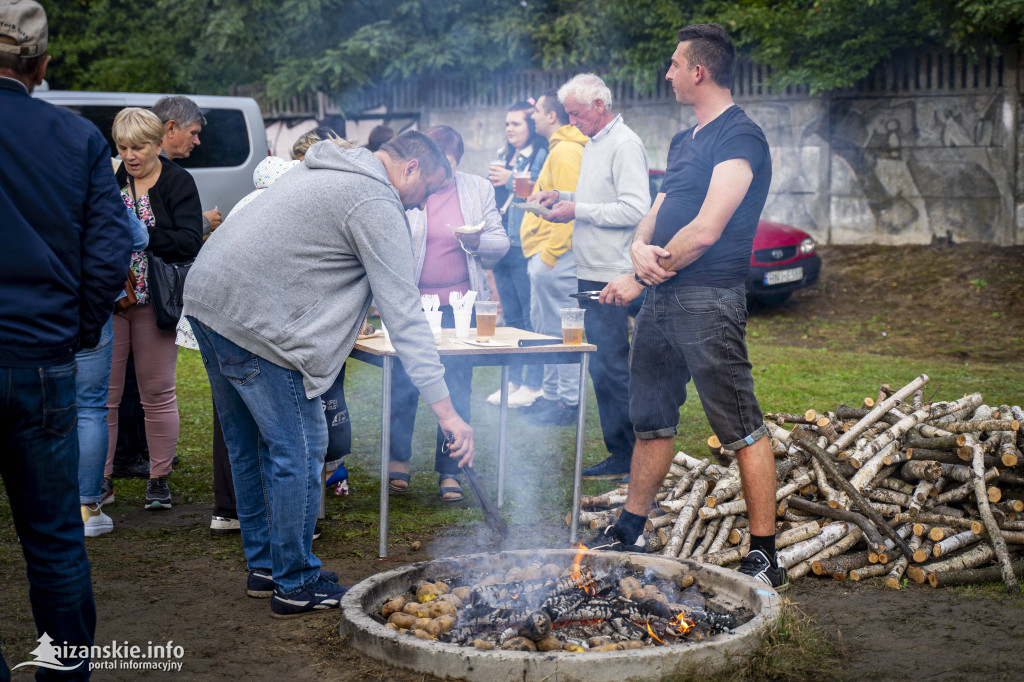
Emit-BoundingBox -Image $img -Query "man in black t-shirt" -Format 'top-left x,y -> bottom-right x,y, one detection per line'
597,23 -> 787,591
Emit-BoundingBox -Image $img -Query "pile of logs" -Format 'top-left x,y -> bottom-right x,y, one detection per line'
575,374 -> 1024,593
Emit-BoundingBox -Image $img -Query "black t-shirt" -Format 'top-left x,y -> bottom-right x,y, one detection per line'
653,106 -> 771,287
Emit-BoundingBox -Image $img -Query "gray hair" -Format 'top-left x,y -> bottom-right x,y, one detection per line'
151,95 -> 207,128
557,73 -> 612,110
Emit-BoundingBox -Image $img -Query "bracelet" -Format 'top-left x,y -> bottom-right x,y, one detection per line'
633,273 -> 649,288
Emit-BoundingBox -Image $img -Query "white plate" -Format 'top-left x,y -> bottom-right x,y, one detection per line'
454,338 -> 513,348
357,330 -> 382,340
519,201 -> 550,217
449,220 -> 485,234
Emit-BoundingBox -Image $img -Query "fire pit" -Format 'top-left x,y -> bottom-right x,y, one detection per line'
339,549 -> 781,681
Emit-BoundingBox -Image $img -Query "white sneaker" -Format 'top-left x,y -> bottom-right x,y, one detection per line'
486,384 -> 520,406
81,504 -> 113,537
508,386 -> 543,408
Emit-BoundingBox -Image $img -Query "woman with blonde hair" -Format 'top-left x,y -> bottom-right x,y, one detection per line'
104,107 -> 202,510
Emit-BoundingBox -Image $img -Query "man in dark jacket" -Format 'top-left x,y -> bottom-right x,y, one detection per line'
0,1 -> 132,676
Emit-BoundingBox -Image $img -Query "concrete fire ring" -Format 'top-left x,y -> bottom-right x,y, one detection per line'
339,549 -> 782,681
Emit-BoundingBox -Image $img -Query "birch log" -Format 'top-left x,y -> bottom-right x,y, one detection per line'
971,443 -> 1021,592
661,479 -> 709,558
826,374 -> 930,456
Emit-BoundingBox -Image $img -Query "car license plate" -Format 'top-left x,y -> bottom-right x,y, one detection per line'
764,267 -> 803,286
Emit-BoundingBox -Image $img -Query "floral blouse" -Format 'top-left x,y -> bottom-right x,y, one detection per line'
121,188 -> 154,305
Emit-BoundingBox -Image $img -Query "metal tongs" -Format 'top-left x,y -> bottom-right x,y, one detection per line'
444,435 -> 508,539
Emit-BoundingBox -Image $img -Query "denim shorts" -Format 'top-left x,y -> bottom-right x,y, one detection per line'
628,284 -> 767,451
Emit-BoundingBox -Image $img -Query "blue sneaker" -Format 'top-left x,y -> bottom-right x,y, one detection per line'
247,569 -> 339,598
270,577 -> 348,618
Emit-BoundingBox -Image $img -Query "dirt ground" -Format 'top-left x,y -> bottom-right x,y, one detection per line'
2,244 -> 1022,681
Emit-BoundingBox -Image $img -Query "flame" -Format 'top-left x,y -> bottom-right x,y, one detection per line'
646,621 -> 665,645
569,543 -> 596,593
671,612 -> 695,635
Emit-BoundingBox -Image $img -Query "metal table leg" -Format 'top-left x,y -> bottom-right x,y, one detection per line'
497,364 -> 510,507
378,356 -> 393,558
569,353 -> 589,545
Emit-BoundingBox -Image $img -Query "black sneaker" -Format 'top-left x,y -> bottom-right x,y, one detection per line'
270,577 -> 348,618
737,548 -> 790,592
111,454 -> 150,479
312,525 -> 323,541
529,399 -> 578,426
581,456 -> 631,480
593,524 -> 648,553
247,569 -> 340,598
144,477 -> 172,510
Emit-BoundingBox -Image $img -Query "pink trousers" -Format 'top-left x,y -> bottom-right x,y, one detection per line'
105,303 -> 180,478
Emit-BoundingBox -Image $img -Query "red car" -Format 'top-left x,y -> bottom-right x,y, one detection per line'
649,170 -> 820,306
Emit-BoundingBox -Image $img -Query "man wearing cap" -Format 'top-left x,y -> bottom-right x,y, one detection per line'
0,0 -> 132,675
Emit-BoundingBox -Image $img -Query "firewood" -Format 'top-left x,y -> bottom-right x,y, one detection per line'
995,500 -> 1024,514
885,535 -> 924,589
850,562 -> 890,581
679,518 -> 706,559
707,515 -> 735,554
666,459 -> 711,502
567,508 -> 620,527
827,375 -> 930,457
692,517 -> 721,558
703,520 -> 821,567
900,459 -> 943,483
913,539 -> 936,564
791,526 -> 863,580
927,559 -> 1024,588
645,513 -> 676,531
927,525 -> 958,542
914,542 -> 996,583
933,418 -> 1019,434
763,409 -> 818,425
904,435 -> 961,451
704,460 -> 741,507
698,468 -> 812,520
785,496 -> 887,553
863,486 -> 912,507
777,522 -> 851,569
791,429 -> 915,561
970,443 -> 1020,592
661,479 -> 709,558
932,529 -> 982,558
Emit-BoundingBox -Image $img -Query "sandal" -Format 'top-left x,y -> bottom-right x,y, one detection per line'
387,471 -> 410,493
438,475 -> 463,503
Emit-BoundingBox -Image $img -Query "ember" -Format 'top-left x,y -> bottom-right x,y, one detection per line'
373,547 -> 750,652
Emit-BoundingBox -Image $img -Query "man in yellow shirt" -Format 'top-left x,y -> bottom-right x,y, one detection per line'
519,90 -> 589,425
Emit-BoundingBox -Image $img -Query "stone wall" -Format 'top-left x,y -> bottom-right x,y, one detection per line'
338,46 -> 1020,245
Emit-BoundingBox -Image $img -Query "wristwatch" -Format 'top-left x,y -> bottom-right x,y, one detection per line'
633,273 -> 649,288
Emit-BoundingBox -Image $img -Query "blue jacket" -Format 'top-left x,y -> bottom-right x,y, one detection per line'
0,77 -> 132,366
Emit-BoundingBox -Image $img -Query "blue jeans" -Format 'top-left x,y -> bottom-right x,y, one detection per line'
76,316 -> 113,504
629,285 -> 767,449
492,248 -> 542,389
188,318 -> 325,595
388,306 -> 467,476
578,279 -> 636,461
0,360 -> 96,680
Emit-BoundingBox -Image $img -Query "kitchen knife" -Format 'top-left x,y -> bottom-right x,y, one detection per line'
518,338 -> 563,347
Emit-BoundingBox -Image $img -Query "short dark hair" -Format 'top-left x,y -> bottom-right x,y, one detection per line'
380,130 -> 451,181
366,125 -> 395,152
151,95 -> 207,128
539,89 -> 568,126
424,125 -> 464,164
0,46 -> 44,76
676,23 -> 736,88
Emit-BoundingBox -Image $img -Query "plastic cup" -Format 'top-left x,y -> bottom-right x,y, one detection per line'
381,321 -> 390,345
474,301 -> 498,338
424,310 -> 442,335
513,171 -> 532,199
454,311 -> 472,338
560,308 -> 585,345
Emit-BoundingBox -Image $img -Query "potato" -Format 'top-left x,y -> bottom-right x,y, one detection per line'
540,563 -> 562,578
518,568 -> 541,581
424,614 -> 456,637
500,636 -> 537,652
677,574 -> 695,588
452,586 -> 472,600
471,639 -> 494,650
380,596 -> 406,618
620,640 -> 645,650
387,612 -> 419,629
591,643 -> 624,652
410,628 -> 435,641
536,636 -> 562,652
618,577 -> 642,597
385,622 -> 400,631
588,636 -> 612,648
439,593 -> 463,609
414,617 -> 433,630
432,581 -> 450,595
428,601 -> 457,618
402,602 -> 432,618
504,567 -> 522,582
416,584 -> 440,603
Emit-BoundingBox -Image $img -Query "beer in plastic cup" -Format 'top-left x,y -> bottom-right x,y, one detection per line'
560,308 -> 585,345
513,171 -> 532,199
474,301 -> 498,338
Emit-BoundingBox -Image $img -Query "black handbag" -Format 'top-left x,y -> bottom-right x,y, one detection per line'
128,175 -> 193,331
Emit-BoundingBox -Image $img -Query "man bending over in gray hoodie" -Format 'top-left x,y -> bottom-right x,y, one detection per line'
182,131 -> 473,619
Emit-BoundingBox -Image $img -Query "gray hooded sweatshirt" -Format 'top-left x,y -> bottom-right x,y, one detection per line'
183,141 -> 448,402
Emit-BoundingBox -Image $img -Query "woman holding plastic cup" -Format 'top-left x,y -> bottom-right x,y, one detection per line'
388,125 -> 509,501
486,100 -> 549,408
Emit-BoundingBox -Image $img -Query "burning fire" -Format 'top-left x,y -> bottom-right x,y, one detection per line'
569,543 -> 596,594
645,621 -> 665,645
671,612 -> 695,635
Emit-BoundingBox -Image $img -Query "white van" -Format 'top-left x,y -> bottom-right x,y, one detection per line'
33,90 -> 268,215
